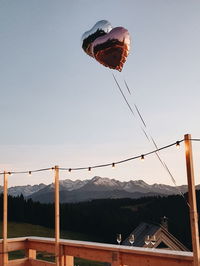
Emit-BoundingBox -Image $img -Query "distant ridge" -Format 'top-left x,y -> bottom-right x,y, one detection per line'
0,183 -> 46,197
1,176 -> 199,203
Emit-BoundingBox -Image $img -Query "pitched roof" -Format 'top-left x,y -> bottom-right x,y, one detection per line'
122,222 -> 188,251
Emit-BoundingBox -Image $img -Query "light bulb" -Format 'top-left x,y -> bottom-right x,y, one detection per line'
141,155 -> 145,161
176,141 -> 180,149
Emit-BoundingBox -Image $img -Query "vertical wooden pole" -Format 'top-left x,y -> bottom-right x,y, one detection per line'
184,134 -> 200,266
112,252 -> 121,266
54,165 -> 60,266
64,256 -> 74,266
3,171 -> 8,265
26,249 -> 36,259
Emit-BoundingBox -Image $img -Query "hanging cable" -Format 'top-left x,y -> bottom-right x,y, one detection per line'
0,139 -> 184,175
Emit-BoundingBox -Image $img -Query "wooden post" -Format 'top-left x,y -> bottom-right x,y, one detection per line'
54,165 -> 60,266
112,252 -> 121,266
26,249 -> 36,259
3,171 -> 8,265
184,134 -> 200,266
65,256 -> 74,266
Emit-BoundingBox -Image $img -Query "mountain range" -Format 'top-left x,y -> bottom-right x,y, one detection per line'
0,176 -> 198,203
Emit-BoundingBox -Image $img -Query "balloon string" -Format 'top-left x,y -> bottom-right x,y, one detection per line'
112,74 -> 135,117
112,73 -> 189,207
134,103 -> 147,128
125,77 -> 188,203
127,77 -> 189,206
124,79 -> 132,94
112,74 -> 150,141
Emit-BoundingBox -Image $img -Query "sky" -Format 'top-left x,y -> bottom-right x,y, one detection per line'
0,0 -> 200,187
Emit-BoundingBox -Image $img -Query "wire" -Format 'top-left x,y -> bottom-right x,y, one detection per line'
0,139 -> 184,175
0,167 -> 52,176
0,138 -> 198,176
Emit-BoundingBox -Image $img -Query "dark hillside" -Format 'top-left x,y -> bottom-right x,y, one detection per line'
0,190 -> 199,249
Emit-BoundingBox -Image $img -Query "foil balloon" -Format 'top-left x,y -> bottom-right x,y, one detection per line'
91,27 -> 131,72
82,20 -> 112,57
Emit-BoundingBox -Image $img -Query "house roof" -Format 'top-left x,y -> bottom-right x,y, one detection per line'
122,222 -> 189,251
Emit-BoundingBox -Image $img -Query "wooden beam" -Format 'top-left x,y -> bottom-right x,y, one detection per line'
3,171 -> 8,265
64,245 -> 113,263
7,258 -> 28,266
121,252 -> 192,266
111,251 -> 121,266
0,237 -> 194,266
184,134 -> 200,266
7,240 -> 26,252
26,249 -> 36,259
27,240 -> 55,254
54,166 -> 60,266
29,258 -> 55,266
64,256 -> 74,266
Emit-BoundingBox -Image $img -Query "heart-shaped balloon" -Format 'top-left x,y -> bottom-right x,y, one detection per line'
91,27 -> 131,71
82,20 -> 112,57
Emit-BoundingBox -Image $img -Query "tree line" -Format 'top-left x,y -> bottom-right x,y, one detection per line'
0,190 -> 199,249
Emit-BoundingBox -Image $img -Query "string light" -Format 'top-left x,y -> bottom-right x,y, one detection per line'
0,138 -> 199,176
176,141 -> 180,149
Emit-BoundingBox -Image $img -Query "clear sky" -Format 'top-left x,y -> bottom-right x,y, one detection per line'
0,0 -> 200,187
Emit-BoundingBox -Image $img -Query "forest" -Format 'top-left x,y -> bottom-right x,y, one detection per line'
0,190 -> 199,250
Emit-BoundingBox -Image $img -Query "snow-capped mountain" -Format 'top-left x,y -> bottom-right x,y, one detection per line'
59,179 -> 88,191
0,183 -> 46,197
2,176 -> 198,203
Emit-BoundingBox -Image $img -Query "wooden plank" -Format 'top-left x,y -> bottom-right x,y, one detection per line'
64,256 -> 74,266
7,240 -> 26,252
63,243 -> 192,263
0,253 -> 2,266
0,241 -> 2,266
63,245 -> 113,263
3,171 -> 8,265
184,134 -> 200,266
29,258 -> 55,266
54,165 -> 60,266
28,237 -> 192,259
111,261 -> 121,266
27,241 -> 55,254
7,258 -> 28,266
26,249 -> 36,259
111,252 -> 121,266
0,237 -> 193,266
121,252 -> 192,266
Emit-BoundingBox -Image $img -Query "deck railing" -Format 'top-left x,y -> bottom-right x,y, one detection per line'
0,134 -> 199,266
0,236 -> 193,266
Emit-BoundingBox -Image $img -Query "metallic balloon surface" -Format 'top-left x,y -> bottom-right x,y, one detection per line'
82,20 -> 112,57
81,21 -> 131,71
91,27 -> 130,72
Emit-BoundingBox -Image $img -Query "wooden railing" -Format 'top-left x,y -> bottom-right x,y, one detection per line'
0,236 -> 193,266
1,135 -> 199,266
